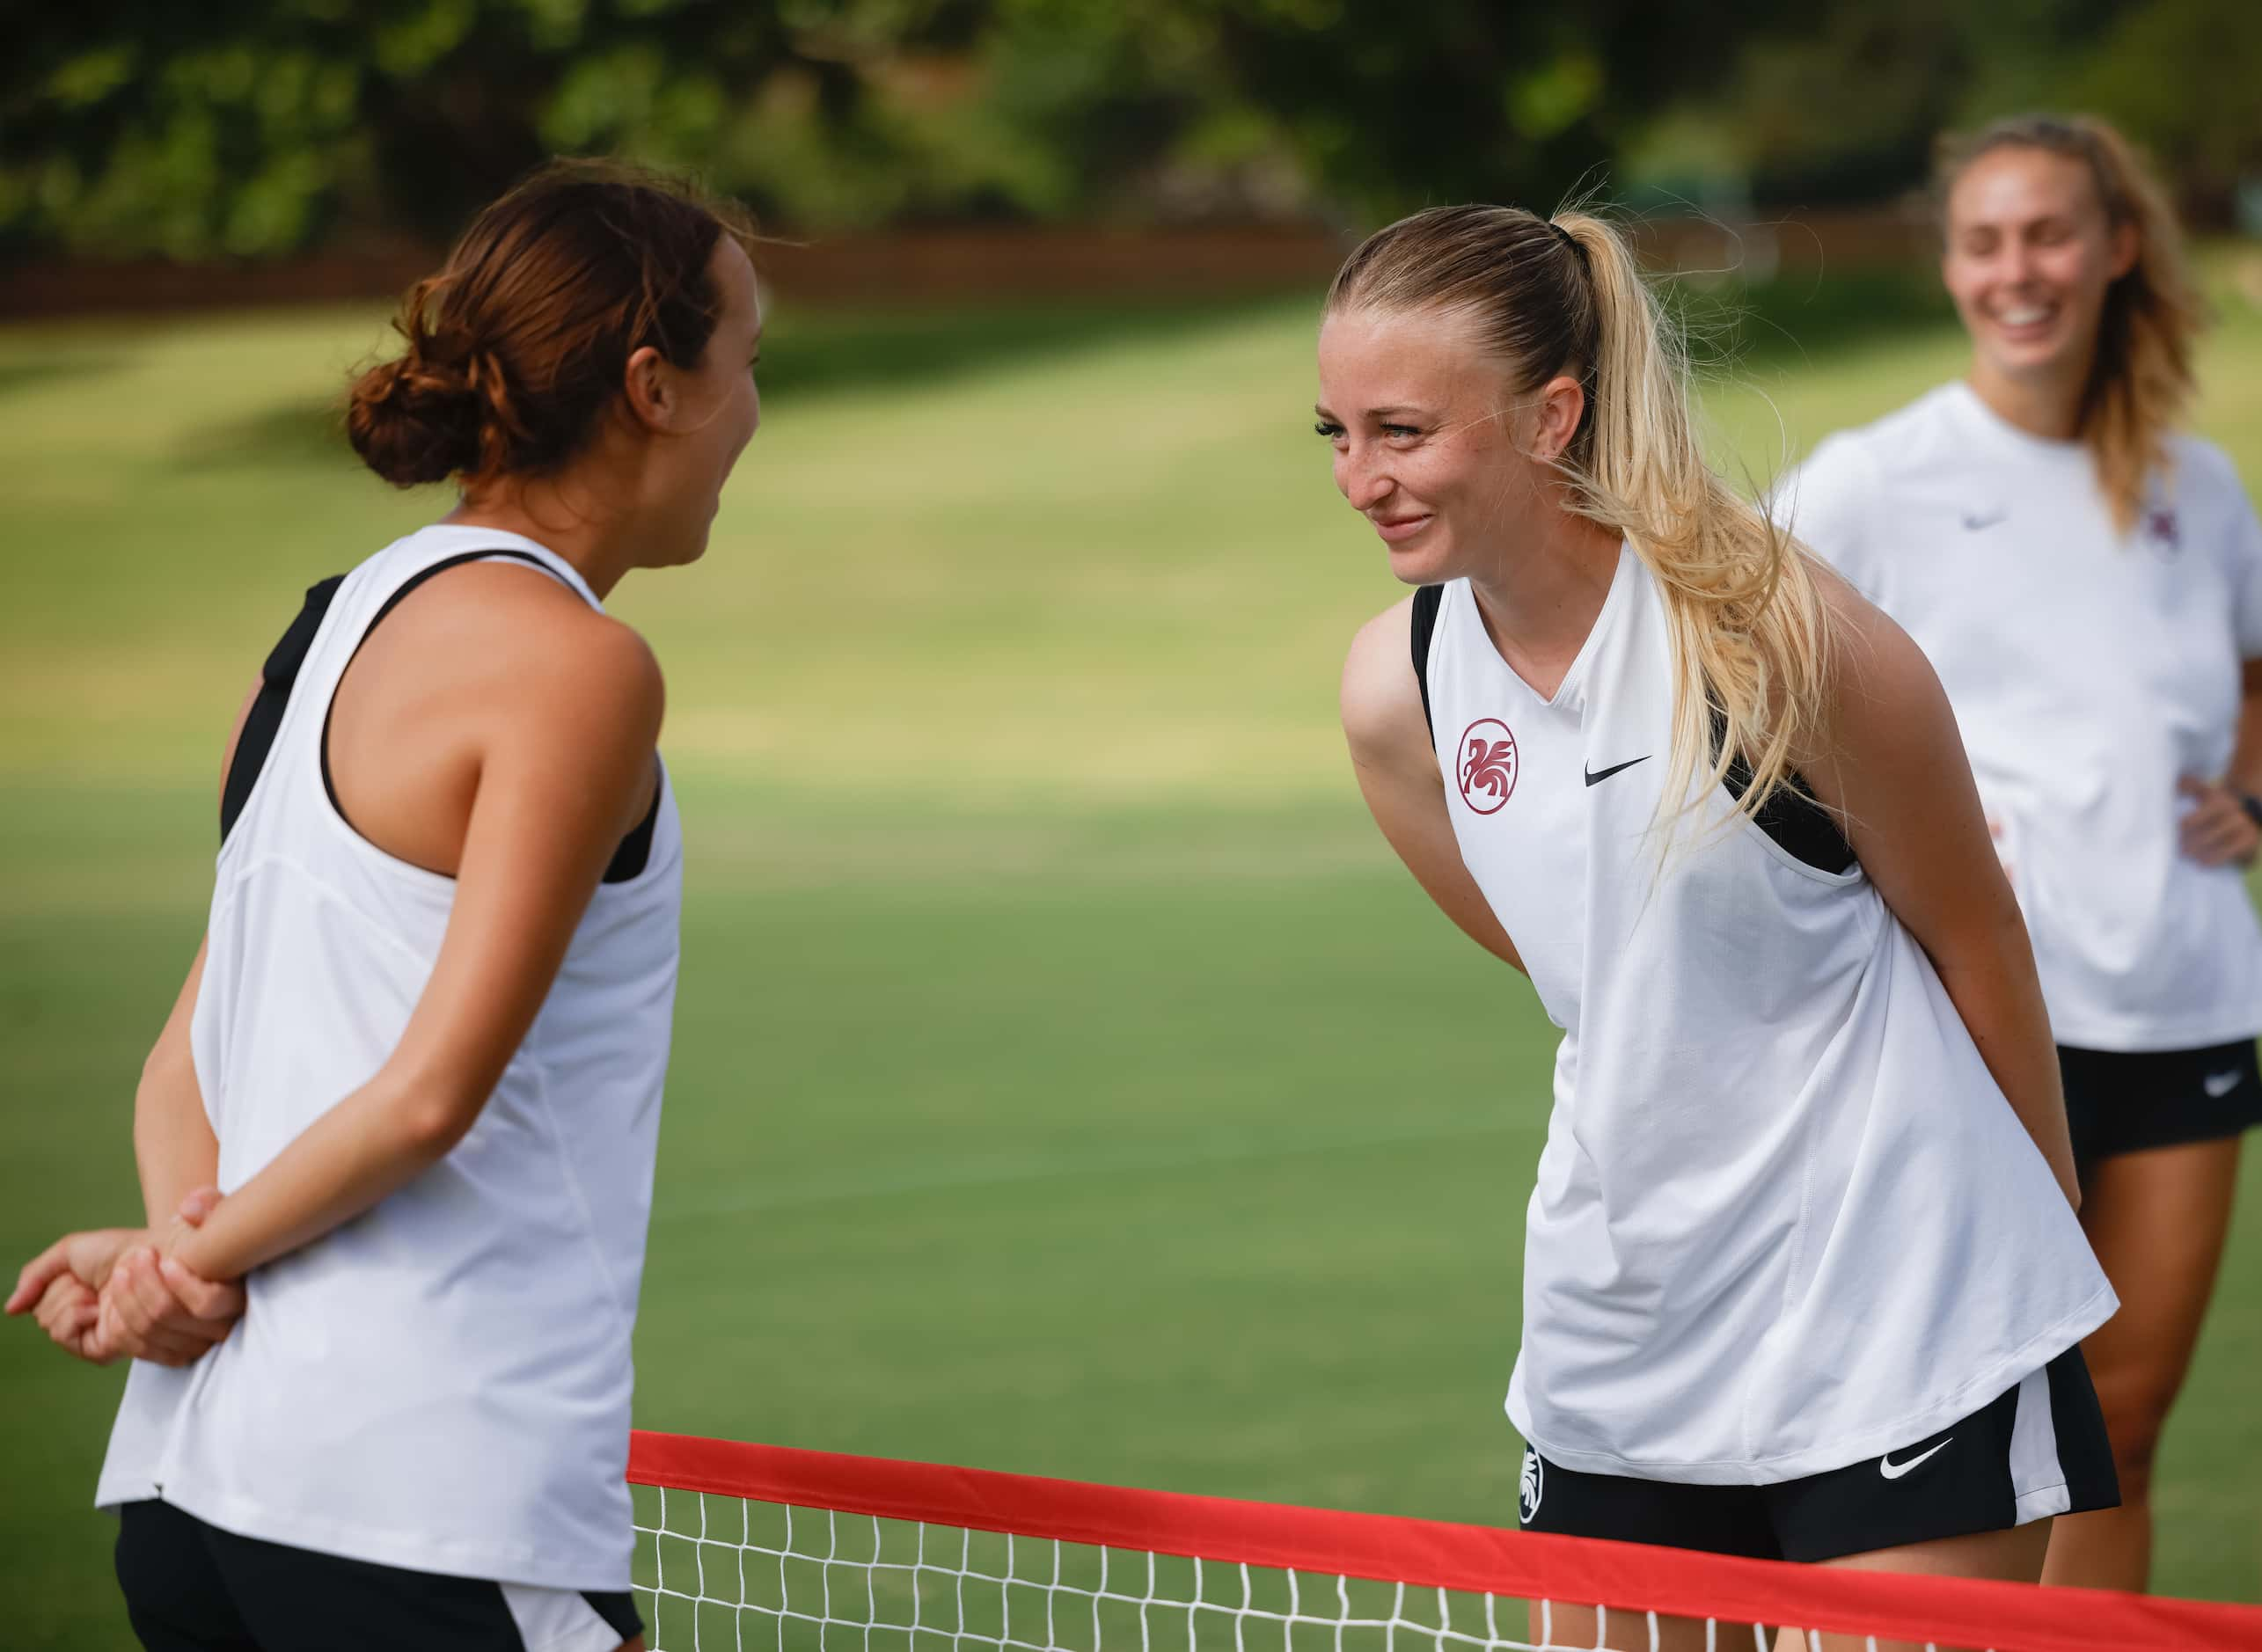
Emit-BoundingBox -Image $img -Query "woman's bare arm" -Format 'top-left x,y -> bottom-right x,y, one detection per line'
2175,659 -> 2262,867
137,942 -> 217,1228
1797,579 -> 2079,1206
131,677 -> 260,1225
1341,598 -> 1524,973
6,679 -> 258,1361
159,594 -> 663,1286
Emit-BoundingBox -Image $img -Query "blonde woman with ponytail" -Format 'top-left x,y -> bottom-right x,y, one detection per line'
1327,204 -> 2117,1640
1787,114 -> 2262,1596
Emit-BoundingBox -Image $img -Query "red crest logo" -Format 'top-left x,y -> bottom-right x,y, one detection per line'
1457,719 -> 1519,814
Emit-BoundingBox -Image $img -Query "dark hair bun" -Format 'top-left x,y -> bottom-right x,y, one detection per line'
342,160 -> 752,487
346,341 -> 486,488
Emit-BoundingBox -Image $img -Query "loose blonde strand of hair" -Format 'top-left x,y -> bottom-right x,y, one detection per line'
1554,211 -> 1836,844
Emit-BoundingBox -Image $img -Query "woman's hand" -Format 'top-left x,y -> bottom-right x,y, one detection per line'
8,1225 -> 148,1363
95,1245 -> 245,1368
29,1273 -> 106,1361
9,1225 -> 144,1305
93,1188 -> 243,1367
2177,776 -> 2261,867
5,1191 -> 242,1368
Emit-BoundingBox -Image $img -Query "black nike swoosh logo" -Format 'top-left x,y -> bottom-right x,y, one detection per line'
1584,756 -> 1650,786
1962,510 -> 2008,530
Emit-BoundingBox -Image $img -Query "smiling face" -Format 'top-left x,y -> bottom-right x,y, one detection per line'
1314,304 -> 1550,586
1943,144 -> 2137,399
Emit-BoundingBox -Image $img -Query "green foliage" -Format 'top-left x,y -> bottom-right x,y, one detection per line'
3,0 -> 1799,259
2064,0 -> 2262,215
5,0 -> 2258,258
1,0 -> 1000,256
1639,0 -> 2262,219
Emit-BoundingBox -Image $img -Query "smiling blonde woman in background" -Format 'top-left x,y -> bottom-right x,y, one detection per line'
1785,114 -> 2262,1594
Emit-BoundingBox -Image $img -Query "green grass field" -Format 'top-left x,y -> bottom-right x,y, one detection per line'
5,265 -> 2262,1648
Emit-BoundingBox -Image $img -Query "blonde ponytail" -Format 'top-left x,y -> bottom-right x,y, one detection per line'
1328,205 -> 1835,840
1556,211 -> 1835,843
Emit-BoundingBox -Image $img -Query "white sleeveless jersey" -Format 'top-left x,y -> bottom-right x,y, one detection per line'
1424,550 -> 2114,1484
97,525 -> 683,1590
1786,382 -> 2262,1052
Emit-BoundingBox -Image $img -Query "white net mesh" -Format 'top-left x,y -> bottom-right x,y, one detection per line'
633,1484 -> 1892,1652
627,1434 -> 2262,1652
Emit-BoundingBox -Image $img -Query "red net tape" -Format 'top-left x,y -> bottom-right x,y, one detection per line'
628,1430 -> 2262,1651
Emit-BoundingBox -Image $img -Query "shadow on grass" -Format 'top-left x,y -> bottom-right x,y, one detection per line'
168,289 -> 1318,471
754,289 -> 1312,403
165,274 -> 1957,472
0,353 -> 128,401
172,397 -> 355,470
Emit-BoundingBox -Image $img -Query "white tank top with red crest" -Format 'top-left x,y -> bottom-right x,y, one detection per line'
1420,545 -> 2112,1484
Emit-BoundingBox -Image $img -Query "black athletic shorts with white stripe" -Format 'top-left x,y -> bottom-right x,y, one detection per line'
1515,1347 -> 2118,1563
115,1498 -> 641,1652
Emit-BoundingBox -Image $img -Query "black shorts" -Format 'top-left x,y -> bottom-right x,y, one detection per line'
2059,1039 -> 2262,1175
114,1498 -> 641,1652
1516,1348 -> 2119,1564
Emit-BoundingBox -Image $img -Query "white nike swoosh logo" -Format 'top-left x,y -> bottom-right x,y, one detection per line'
1879,1439 -> 1951,1480
2205,1070 -> 2243,1098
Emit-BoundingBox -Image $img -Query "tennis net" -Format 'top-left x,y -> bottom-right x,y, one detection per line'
627,1429 -> 2261,1652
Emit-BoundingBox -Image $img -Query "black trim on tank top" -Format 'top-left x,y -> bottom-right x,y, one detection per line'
274,548 -> 659,882
1709,701 -> 1856,874
1409,583 -> 1444,739
222,575 -> 345,844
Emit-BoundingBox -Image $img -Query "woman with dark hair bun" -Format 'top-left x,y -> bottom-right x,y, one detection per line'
8,158 -> 761,1651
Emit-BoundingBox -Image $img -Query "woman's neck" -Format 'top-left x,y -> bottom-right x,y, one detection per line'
445,473 -> 641,600
1464,512 -> 1625,700
1966,354 -> 2090,443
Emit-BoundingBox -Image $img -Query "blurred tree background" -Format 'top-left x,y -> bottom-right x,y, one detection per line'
4,0 -> 2258,263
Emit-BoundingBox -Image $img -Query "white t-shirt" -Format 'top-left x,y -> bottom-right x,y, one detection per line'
97,527 -> 682,1590
1424,548 -> 2113,1484
1785,382 -> 2262,1052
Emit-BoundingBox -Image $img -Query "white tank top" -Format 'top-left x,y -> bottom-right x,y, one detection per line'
1787,382 -> 2262,1052
97,525 -> 683,1590
1424,548 -> 2113,1484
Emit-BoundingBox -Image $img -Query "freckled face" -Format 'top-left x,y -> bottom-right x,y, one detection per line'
1314,305 -> 1533,585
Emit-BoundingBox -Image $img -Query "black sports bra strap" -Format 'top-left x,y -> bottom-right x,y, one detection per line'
1706,699 -> 1856,874
1409,584 -> 1444,740
318,550 -> 572,821
315,549 -> 661,881
366,549 -> 568,633
222,574 -> 346,843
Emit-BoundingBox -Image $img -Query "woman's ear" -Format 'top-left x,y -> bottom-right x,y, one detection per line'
621,344 -> 675,434
2106,218 -> 2140,282
1530,374 -> 1587,464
